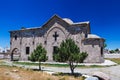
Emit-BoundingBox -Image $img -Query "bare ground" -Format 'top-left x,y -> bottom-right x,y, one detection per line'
0,66 -> 83,80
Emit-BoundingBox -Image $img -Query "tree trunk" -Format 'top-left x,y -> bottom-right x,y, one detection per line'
69,62 -> 74,75
71,67 -> 74,75
39,61 -> 41,71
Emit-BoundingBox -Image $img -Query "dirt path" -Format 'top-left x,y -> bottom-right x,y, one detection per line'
42,65 -> 120,80
3,60 -> 120,80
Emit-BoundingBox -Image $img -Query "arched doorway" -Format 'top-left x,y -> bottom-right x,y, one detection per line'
11,48 -> 20,61
46,27 -> 66,61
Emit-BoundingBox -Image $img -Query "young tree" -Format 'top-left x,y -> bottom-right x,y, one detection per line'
109,50 -> 115,53
29,44 -> 47,70
115,48 -> 119,52
54,38 -> 88,74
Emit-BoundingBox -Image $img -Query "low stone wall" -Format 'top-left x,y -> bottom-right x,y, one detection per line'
104,54 -> 120,58
0,53 -> 10,59
0,54 -> 4,59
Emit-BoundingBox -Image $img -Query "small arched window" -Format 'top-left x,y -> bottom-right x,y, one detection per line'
44,41 -> 47,45
101,47 -> 103,57
26,47 -> 30,54
15,35 -> 17,40
85,34 -> 87,38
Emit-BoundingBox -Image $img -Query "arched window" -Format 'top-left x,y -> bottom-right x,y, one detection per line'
44,41 -> 47,45
101,47 -> 103,57
26,47 -> 30,54
15,35 -> 17,40
85,34 -> 87,38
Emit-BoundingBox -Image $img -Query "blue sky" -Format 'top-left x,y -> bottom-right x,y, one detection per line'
0,0 -> 120,50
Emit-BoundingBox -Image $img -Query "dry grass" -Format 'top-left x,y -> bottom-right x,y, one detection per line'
106,58 -> 120,64
0,66 -> 84,80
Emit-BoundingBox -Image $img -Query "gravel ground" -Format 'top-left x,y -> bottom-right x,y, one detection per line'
42,65 -> 120,80
4,60 -> 120,80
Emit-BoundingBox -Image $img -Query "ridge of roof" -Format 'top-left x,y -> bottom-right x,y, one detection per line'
10,15 -> 90,32
73,21 -> 90,25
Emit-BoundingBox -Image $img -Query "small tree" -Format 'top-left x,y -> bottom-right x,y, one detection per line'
109,50 -> 113,53
29,44 -> 47,70
115,48 -> 119,52
54,38 -> 88,74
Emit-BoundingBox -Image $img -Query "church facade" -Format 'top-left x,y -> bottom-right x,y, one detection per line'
10,15 -> 105,63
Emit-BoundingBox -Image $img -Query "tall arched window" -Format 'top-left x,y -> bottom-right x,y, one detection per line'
101,47 -> 103,57
15,35 -> 17,40
26,47 -> 30,54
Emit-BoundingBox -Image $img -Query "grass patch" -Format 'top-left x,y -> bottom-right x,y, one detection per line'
13,61 -> 105,68
106,58 -> 120,64
14,61 -> 38,66
43,63 -> 69,67
88,65 -> 104,68
14,61 -> 70,67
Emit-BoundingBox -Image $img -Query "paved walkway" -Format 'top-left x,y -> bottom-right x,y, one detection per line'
4,60 -> 120,80
43,65 -> 120,80
18,59 -> 117,66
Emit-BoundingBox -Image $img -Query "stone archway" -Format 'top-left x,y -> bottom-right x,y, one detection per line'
11,48 -> 20,61
46,27 -> 66,61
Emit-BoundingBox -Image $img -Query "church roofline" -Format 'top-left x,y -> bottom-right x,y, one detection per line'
41,14 -> 70,28
85,34 -> 105,41
83,38 -> 105,41
42,14 -> 90,27
9,27 -> 41,32
62,18 -> 90,25
9,14 -> 91,33
88,34 -> 101,38
72,21 -> 90,25
9,15 -> 61,32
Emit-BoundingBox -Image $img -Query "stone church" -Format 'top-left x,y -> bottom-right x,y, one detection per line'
10,15 -> 105,63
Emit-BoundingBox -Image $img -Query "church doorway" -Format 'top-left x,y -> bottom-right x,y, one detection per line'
53,46 -> 59,60
53,46 -> 58,54
11,48 -> 20,61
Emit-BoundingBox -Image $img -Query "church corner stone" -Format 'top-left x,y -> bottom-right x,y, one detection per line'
9,15 -> 105,63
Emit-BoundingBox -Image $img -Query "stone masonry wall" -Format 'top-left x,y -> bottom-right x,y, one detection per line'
81,39 -> 104,63
10,15 -> 104,63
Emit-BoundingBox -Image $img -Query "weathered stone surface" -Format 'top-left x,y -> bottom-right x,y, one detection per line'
85,76 -> 99,80
93,71 -> 110,80
9,15 -> 105,63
